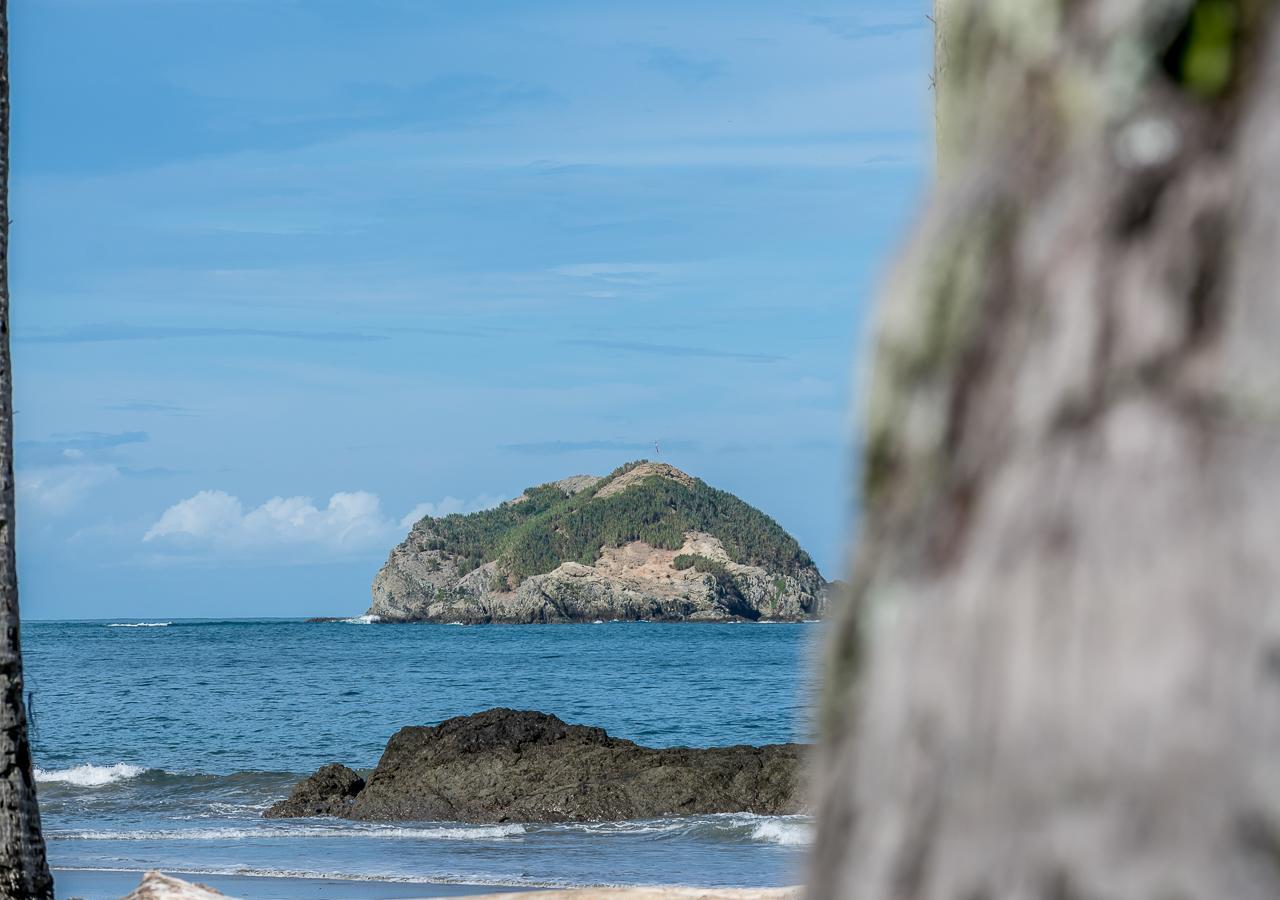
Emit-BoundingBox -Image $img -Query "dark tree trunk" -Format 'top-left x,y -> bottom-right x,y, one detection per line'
0,2 -> 54,896
813,0 -> 1280,897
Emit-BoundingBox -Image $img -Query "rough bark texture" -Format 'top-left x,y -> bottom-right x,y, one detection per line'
0,2 -> 54,897
813,1 -> 1280,898
933,0 -> 953,167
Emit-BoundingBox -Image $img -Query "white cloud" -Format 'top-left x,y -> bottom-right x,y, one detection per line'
144,489 -> 504,560
18,464 -> 120,516
552,262 -> 681,284
398,494 -> 506,529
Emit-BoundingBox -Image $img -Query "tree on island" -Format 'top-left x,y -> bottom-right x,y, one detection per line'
813,1 -> 1280,897
0,0 -> 55,895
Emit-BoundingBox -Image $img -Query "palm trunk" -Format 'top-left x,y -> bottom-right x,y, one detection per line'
813,0 -> 1280,897
932,0 -> 951,170
0,2 -> 54,896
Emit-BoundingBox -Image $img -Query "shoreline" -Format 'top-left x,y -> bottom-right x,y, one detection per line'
54,868 -> 542,899
57,869 -> 798,900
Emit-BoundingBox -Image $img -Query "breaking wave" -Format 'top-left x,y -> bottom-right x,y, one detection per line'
540,813 -> 812,846
106,622 -> 171,628
34,763 -> 147,787
745,817 -> 811,846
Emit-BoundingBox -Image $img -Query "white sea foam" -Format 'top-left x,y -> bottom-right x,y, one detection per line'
559,820 -> 687,836
52,865 -> 576,889
341,615 -> 381,625
175,801 -> 276,819
746,818 -> 812,847
106,622 -> 171,628
545,814 -> 813,845
35,763 -> 146,787
54,823 -> 527,841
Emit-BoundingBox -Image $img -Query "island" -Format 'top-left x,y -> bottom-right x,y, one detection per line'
367,461 -> 829,623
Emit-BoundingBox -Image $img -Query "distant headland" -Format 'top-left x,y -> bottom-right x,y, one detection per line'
365,461 -> 830,623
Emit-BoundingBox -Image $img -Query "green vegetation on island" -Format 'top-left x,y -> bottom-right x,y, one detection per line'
410,461 -> 815,586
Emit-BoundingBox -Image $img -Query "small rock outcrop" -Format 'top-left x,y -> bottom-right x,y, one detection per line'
263,763 -> 364,819
369,461 -> 828,623
266,709 -> 805,823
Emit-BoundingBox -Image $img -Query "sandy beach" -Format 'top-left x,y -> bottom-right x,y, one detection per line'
62,870 -> 800,900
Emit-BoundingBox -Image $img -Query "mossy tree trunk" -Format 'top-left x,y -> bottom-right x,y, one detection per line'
0,2 -> 54,896
813,1 -> 1280,897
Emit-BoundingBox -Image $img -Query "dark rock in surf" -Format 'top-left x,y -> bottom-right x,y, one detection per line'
266,708 -> 804,823
263,763 -> 365,819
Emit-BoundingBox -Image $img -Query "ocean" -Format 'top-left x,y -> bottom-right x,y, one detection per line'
22,618 -> 821,897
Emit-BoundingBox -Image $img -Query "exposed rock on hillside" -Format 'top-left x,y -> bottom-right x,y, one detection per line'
594,462 -> 695,499
369,461 -> 827,623
266,708 -> 805,823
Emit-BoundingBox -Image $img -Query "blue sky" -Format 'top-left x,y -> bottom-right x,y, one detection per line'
10,0 -> 931,619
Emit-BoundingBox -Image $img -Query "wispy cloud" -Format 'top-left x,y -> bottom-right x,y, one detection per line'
552,262 -> 681,285
119,466 -> 187,479
862,152 -> 908,165
28,71 -> 559,176
18,431 -> 149,467
561,339 -> 782,363
18,464 -> 121,517
15,431 -> 178,516
640,46 -> 723,86
15,431 -> 158,514
104,401 -> 199,417
806,15 -> 928,41
19,431 -> 149,454
19,325 -> 385,345
501,439 -> 698,456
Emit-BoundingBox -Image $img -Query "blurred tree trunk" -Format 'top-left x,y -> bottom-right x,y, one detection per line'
933,0 -> 953,168
813,1 -> 1280,898
0,1 -> 55,897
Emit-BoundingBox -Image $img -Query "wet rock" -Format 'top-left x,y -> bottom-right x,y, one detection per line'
267,709 -> 804,823
263,763 -> 365,819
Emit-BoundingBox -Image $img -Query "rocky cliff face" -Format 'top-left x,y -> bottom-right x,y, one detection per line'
369,462 -> 827,623
266,708 -> 804,822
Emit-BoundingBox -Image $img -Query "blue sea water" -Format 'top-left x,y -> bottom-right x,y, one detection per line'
22,619 -> 821,895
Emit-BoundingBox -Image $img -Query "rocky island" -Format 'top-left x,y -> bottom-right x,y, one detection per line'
368,461 -> 828,623
266,708 -> 805,822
